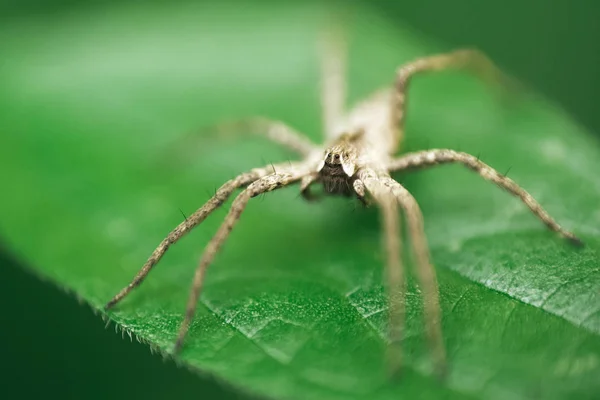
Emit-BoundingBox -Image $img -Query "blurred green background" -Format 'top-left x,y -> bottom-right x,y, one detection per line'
1,0 -> 598,399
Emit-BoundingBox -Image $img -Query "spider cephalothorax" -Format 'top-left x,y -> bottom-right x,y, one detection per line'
317,132 -> 360,195
105,28 -> 582,378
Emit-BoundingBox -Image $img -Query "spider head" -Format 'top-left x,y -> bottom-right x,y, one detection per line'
317,142 -> 358,178
315,133 -> 360,196
316,134 -> 359,178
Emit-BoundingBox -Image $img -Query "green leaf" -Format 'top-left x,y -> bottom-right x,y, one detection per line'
1,2 -> 599,399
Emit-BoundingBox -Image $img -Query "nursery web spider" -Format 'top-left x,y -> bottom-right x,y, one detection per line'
105,27 -> 582,376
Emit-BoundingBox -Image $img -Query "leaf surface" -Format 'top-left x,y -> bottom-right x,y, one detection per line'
1,2 -> 599,400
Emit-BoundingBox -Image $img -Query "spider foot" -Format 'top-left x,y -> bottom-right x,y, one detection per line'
564,233 -> 584,247
173,336 -> 185,355
385,342 -> 403,381
386,364 -> 403,381
104,298 -> 118,311
433,360 -> 449,382
357,195 -> 372,208
301,189 -> 321,202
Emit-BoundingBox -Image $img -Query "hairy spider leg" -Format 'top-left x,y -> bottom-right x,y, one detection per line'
385,175 -> 446,377
320,21 -> 347,139
300,173 -> 320,201
358,168 -> 446,377
393,49 -> 510,155
356,167 -> 406,377
388,149 -> 583,245
104,162 -> 306,311
174,167 -> 310,352
174,116 -> 317,158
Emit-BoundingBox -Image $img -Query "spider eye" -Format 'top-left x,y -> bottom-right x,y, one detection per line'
333,153 -> 340,160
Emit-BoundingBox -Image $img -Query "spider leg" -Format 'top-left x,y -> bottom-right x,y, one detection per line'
359,168 -> 446,377
392,49 -> 508,153
320,21 -> 347,139
386,176 -> 446,377
356,170 -> 406,376
300,173 -> 320,201
387,149 -> 582,245
174,117 -> 317,158
174,167 -> 309,353
352,178 -> 370,207
104,162 -> 304,310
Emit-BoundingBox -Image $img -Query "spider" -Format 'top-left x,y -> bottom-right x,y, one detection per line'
105,27 -> 582,376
